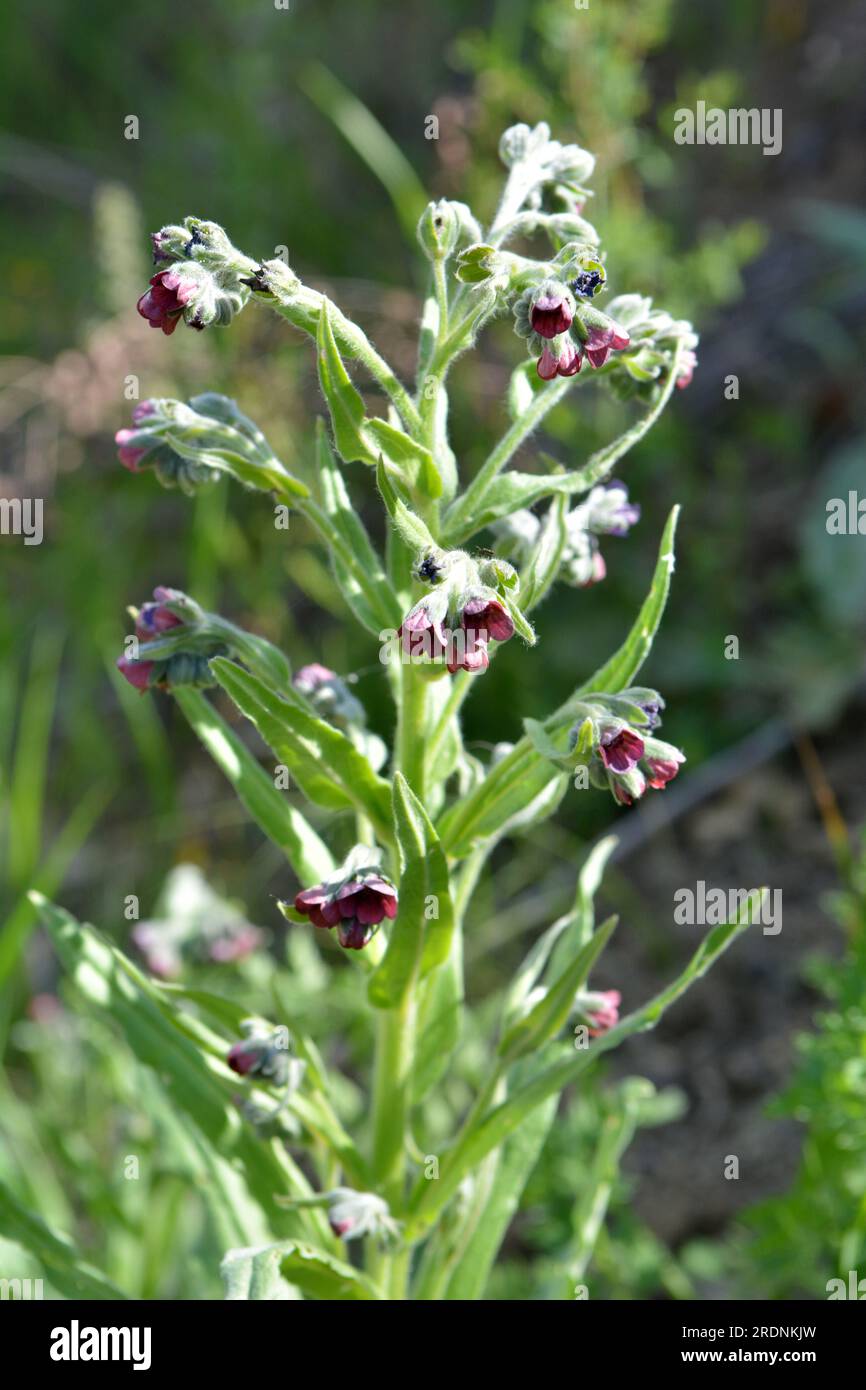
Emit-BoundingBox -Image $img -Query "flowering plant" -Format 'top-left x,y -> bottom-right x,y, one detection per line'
34,122 -> 752,1301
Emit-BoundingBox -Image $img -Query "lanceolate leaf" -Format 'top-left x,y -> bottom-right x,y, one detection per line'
222,1239 -> 383,1300
317,303 -> 376,465
313,421 -> 402,633
221,1244 -> 297,1300
442,1066 -> 558,1301
0,1182 -> 127,1300
498,914 -> 618,1061
406,900 -> 757,1238
210,659 -> 393,841
368,773 -> 455,1007
411,939 -> 463,1103
443,349 -> 682,545
566,505 -> 680,701
175,689 -> 334,884
31,895 -> 333,1253
437,509 -> 679,857
521,494 -> 570,611
366,418 -> 442,500
444,468 -> 588,542
376,462 -> 438,557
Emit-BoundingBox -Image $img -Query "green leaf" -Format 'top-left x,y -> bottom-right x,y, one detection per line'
499,915 -> 618,1061
501,593 -> 536,646
316,303 -> 376,465
444,468 -> 589,540
442,1075 -> 558,1300
281,1241 -> 385,1300
443,351 -> 684,546
406,896 -> 757,1238
368,773 -> 455,1008
367,418 -> 442,500
523,716 -> 581,772
31,895 -> 331,1252
411,937 -> 463,1103
313,421 -> 402,634
222,1239 -> 383,1300
500,836 -> 618,1032
175,443 -> 309,499
521,494 -> 569,611
569,505 -> 680,698
221,1244 -> 297,1300
376,461 -> 438,557
210,659 -> 393,841
175,689 -> 335,883
0,1181 -> 127,1300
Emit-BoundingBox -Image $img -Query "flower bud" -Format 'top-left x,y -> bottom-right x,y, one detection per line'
227,1023 -> 291,1086
537,334 -> 581,380
292,664 -> 365,727
116,585 -> 226,693
642,737 -> 686,788
577,989 -> 621,1037
150,224 -> 189,263
241,256 -> 302,300
114,395 -> 271,494
417,200 -> 460,261
455,243 -> 501,284
399,552 -> 517,676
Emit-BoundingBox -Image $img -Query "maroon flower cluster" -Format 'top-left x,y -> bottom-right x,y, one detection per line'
400,595 -> 515,675
116,587 -> 183,692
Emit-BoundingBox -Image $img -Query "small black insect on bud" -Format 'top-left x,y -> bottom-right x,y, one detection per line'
417,554 -> 443,584
569,270 -> 603,300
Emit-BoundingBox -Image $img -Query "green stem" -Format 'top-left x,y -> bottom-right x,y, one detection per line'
370,990 -> 417,1203
432,259 -> 449,335
442,374 -> 578,543
425,671 -> 472,783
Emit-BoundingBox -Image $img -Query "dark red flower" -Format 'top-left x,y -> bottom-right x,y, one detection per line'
227,1040 -> 261,1075
116,656 -> 155,692
584,322 -> 630,370
295,874 -> 398,950
135,598 -> 183,642
644,755 -> 683,789
530,291 -> 574,340
448,597 -> 515,674
136,269 -> 199,335
537,337 -> 581,380
399,603 -> 448,664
